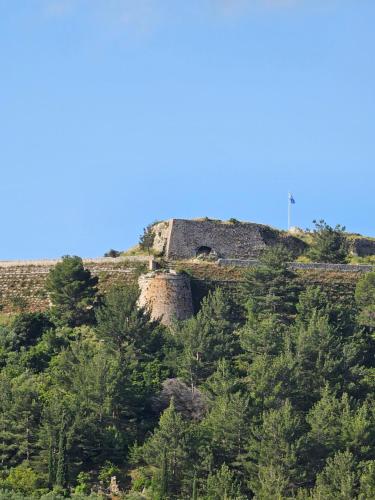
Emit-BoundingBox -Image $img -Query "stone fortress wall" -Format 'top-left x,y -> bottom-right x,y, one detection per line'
0,255 -> 371,325
152,219 -> 375,261
152,219 -> 307,259
1,218 -> 375,323
138,271 -> 194,325
0,256 -> 149,313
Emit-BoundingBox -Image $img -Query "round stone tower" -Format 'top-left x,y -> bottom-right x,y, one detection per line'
138,270 -> 194,326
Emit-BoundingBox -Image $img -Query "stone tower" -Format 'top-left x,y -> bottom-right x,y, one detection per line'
138,270 -> 194,326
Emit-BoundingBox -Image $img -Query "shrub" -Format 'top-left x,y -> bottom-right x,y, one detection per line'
139,224 -> 156,254
104,249 -> 121,258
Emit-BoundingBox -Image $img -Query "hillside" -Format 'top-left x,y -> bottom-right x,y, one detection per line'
0,248 -> 374,499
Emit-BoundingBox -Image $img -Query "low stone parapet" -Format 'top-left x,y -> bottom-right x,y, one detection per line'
218,258 -> 374,273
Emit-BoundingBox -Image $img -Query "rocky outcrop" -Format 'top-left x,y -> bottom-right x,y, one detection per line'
152,378 -> 208,420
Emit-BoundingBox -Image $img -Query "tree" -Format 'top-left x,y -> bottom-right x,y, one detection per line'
55,413 -> 67,488
248,400 -> 304,498
140,400 -> 192,499
306,388 -> 373,479
239,315 -> 286,360
2,463 -> 39,495
46,256 -> 98,327
139,223 -> 156,254
104,249 -> 121,258
295,287 -> 330,328
358,460 -> 375,500
174,289 -> 238,389
308,220 -> 349,263
244,350 -> 295,413
96,283 -> 161,358
295,285 -> 356,339
291,315 -> 342,409
9,313 -> 52,351
0,372 -> 41,471
355,272 -> 375,329
96,284 -> 165,435
242,245 -> 298,323
200,362 -> 249,482
314,450 -> 357,500
204,464 -> 244,499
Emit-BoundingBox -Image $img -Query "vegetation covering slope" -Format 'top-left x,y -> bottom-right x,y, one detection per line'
0,252 -> 374,499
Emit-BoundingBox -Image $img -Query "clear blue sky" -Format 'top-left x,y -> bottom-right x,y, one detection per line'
1,1 -> 374,259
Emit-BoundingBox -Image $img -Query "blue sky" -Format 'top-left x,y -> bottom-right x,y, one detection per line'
0,1 -> 374,259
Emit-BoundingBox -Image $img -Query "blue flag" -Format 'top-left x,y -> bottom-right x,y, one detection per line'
289,193 -> 296,204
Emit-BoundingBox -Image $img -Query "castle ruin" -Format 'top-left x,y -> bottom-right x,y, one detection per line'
151,218 -> 307,260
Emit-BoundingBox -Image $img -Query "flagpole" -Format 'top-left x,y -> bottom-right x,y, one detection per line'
288,193 -> 291,230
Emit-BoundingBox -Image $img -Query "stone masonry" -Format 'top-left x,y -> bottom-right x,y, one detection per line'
138,271 -> 194,325
0,257 -> 148,314
152,219 -> 306,260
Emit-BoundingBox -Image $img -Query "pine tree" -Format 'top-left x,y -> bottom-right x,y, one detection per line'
355,271 -> 375,329
175,288 -> 238,389
358,460 -> 375,500
314,450 -> 357,500
291,314 -> 343,410
242,245 -> 298,323
200,361 -> 249,480
141,400 -> 192,499
96,283 -> 162,358
248,400 -> 304,498
204,463 -> 245,499
46,255 -> 98,327
308,220 -> 349,264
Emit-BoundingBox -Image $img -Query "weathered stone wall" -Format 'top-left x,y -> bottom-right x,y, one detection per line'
138,271 -> 194,325
218,259 -> 374,273
152,221 -> 172,255
351,238 -> 375,257
0,257 -> 147,314
155,219 -> 306,260
0,255 -> 371,319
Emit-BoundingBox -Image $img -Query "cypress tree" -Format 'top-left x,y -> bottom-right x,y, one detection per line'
160,447 -> 169,499
55,413 -> 67,488
192,474 -> 197,500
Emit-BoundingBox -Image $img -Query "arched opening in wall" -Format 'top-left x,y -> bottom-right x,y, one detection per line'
196,246 -> 213,257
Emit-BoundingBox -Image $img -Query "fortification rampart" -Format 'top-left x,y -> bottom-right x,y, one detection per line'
217,259 -> 374,273
0,255 -> 371,317
152,219 -> 306,260
0,257 -> 148,313
138,271 -> 194,325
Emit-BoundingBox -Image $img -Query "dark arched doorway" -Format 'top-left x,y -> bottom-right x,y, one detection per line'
196,246 -> 212,257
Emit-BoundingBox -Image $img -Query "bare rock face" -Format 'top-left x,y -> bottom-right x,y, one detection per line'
151,221 -> 171,256
138,271 -> 194,326
152,378 -> 208,420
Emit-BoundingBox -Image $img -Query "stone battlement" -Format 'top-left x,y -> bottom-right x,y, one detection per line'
152,219 -> 306,260
0,256 -> 370,318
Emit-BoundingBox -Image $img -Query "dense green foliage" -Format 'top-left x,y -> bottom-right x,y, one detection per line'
308,219 -> 349,263
0,250 -> 375,498
45,256 -> 98,327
